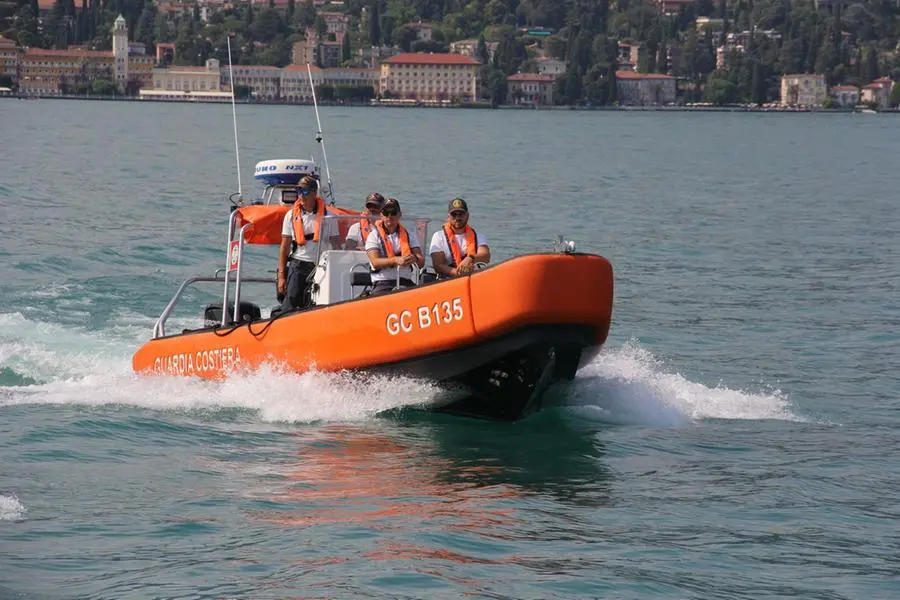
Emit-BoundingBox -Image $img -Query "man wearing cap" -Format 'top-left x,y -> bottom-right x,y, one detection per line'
277,175 -> 340,311
430,198 -> 490,279
365,198 -> 425,295
344,192 -> 385,250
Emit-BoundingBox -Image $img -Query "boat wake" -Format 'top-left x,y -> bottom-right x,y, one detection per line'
0,312 -> 800,426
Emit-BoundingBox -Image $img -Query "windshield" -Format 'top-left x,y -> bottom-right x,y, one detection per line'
315,214 -> 432,259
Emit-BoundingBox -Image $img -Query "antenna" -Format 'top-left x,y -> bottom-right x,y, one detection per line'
307,62 -> 334,204
227,33 -> 242,204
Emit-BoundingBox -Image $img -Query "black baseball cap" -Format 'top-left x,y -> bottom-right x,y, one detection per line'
448,198 -> 468,212
366,192 -> 385,208
381,198 -> 401,214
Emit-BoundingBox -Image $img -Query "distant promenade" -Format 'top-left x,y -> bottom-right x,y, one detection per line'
3,92 -> 897,114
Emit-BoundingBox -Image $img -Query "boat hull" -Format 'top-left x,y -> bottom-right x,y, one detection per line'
132,253 -> 613,420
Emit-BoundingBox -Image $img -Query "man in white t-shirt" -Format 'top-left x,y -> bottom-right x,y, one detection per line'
344,192 -> 385,250
277,176 -> 340,311
429,198 -> 491,279
364,198 -> 425,296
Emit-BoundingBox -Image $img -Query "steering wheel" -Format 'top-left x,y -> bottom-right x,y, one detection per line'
474,262 -> 489,271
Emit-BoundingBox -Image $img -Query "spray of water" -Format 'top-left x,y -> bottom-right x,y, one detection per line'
0,313 -> 801,425
0,494 -> 26,522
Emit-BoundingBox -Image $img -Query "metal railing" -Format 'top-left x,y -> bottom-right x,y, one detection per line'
152,275 -> 274,339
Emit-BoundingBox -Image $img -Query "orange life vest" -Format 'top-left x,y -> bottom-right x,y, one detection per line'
358,218 -> 373,245
291,197 -> 327,246
442,222 -> 478,267
375,220 -> 412,258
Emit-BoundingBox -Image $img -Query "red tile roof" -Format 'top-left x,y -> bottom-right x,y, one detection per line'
24,47 -> 111,58
384,53 -> 480,65
282,64 -> 323,72
507,73 -> 555,82
616,70 -> 674,80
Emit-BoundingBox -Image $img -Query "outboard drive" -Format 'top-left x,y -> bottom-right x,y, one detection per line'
204,302 -> 261,328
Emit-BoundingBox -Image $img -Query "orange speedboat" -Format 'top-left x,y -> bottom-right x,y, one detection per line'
132,159 -> 614,421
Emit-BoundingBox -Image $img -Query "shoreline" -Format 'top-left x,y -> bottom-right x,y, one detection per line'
3,93 -> 896,113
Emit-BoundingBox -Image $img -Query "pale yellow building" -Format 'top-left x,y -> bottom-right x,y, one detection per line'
280,64 -> 321,103
150,59 -> 222,92
224,65 -> 281,100
0,37 -> 18,81
780,74 -> 827,107
379,53 -> 479,102
19,48 -> 114,95
14,15 -> 153,94
507,73 -> 555,105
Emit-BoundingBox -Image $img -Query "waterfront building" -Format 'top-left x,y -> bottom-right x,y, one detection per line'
831,85 -> 859,108
13,15 -> 153,95
860,77 -> 894,109
379,53 -> 479,102
149,59 -> 222,93
506,73 -> 555,105
780,74 -> 827,107
615,71 -> 676,105
0,37 -> 18,82
223,65 -> 281,100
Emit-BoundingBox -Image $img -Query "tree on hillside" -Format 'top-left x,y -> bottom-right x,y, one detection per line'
863,43 -> 879,83
341,30 -> 351,62
369,2 -> 381,46
315,14 -> 327,39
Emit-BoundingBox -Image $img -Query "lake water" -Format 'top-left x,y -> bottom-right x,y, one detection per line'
1,99 -> 898,599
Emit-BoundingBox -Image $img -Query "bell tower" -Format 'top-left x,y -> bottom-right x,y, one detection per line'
112,14 -> 128,93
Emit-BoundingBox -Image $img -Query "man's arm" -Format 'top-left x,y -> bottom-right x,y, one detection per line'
431,251 -> 456,277
367,248 -> 405,270
277,235 -> 291,293
411,247 -> 425,269
474,244 -> 490,263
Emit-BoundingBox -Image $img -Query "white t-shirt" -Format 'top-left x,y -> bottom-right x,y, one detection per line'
429,227 -> 488,266
365,226 -> 421,283
281,204 -> 337,263
345,218 -> 376,248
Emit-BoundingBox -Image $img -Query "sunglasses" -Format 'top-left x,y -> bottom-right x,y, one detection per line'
298,188 -> 314,196
450,210 -> 467,218
366,203 -> 381,210
381,210 -> 399,217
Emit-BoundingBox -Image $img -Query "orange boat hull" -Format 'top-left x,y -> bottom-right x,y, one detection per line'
132,253 -> 613,420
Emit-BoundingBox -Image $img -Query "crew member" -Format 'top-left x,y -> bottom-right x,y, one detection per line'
277,175 -> 339,311
365,198 -> 425,296
344,192 -> 385,250
429,198 -> 490,278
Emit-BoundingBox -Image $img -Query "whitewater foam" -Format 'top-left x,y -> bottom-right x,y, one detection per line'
0,494 -> 26,522
0,312 -> 801,426
557,340 -> 801,426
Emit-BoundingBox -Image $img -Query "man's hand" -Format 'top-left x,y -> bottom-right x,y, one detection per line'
396,255 -> 415,266
458,256 -> 474,274
277,272 -> 286,294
